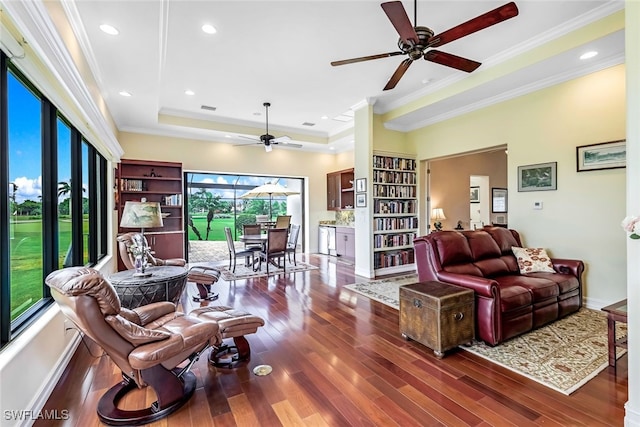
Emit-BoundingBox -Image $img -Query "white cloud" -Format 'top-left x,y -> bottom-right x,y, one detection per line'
12,176 -> 42,203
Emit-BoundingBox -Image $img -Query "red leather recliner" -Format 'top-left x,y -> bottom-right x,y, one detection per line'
414,227 -> 583,345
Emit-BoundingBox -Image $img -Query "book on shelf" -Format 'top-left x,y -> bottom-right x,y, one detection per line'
120,179 -> 144,191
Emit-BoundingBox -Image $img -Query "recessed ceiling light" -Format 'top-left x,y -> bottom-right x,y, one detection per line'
119,91 -> 131,97
99,24 -> 119,35
321,115 -> 329,120
184,90 -> 195,96
202,24 -> 217,34
580,51 -> 598,60
329,147 -> 335,150
253,112 -> 261,116
422,78 -> 433,84
225,135 -> 231,138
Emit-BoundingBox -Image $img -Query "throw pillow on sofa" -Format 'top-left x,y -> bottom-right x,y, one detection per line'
511,246 -> 555,274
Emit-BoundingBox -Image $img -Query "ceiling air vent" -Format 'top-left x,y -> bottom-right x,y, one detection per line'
302,122 -> 315,127
201,105 -> 217,111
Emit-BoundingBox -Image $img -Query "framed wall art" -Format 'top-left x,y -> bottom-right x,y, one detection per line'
576,140 -> 626,172
517,162 -> 557,192
491,188 -> 507,213
470,186 -> 480,203
356,178 -> 367,193
355,193 -> 366,207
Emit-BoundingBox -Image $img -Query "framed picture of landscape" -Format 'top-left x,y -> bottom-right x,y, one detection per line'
518,162 -> 557,192
576,140 -> 626,172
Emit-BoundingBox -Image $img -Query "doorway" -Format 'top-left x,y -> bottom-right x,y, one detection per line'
424,147 -> 507,233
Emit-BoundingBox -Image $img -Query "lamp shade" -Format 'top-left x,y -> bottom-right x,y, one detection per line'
120,200 -> 163,229
432,208 -> 447,221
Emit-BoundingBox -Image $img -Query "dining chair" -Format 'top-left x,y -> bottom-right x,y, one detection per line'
256,228 -> 288,275
224,227 -> 257,273
274,215 -> 291,230
285,224 -> 301,266
242,224 -> 263,251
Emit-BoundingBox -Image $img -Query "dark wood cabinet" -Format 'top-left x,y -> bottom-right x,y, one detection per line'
335,226 -> 355,262
327,168 -> 354,210
117,159 -> 185,270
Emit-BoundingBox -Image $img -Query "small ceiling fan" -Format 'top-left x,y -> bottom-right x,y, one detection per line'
237,102 -> 302,152
331,1 -> 519,91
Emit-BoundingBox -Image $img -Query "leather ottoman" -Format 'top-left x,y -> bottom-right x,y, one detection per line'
191,306 -> 265,368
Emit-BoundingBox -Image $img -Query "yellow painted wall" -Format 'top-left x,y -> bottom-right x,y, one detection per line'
408,64 -> 627,306
118,132 -> 348,251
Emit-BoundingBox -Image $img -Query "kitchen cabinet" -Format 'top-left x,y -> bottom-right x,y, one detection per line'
335,226 -> 355,262
327,168 -> 354,210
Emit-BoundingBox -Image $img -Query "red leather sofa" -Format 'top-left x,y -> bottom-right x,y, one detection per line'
413,227 -> 584,345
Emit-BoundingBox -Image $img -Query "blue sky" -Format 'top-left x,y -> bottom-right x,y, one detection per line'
8,70 -> 72,203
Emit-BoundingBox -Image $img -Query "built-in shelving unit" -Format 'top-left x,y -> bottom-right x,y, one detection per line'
372,154 -> 418,275
327,168 -> 354,210
116,159 -> 185,270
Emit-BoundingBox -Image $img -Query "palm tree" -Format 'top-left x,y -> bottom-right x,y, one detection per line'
57,179 -> 86,198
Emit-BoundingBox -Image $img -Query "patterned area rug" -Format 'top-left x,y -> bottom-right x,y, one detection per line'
463,308 -> 627,395
344,274 -> 418,308
220,260 -> 318,280
343,275 -> 627,395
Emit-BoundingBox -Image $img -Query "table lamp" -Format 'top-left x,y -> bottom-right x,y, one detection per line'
432,208 -> 446,232
120,198 -> 163,276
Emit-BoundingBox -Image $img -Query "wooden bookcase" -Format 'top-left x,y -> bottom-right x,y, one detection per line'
372,154 -> 418,275
116,159 -> 185,270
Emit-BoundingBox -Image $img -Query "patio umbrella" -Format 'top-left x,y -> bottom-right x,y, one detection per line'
239,183 -> 299,218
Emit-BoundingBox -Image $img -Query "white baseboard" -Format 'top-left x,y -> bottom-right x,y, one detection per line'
625,401 -> 640,427
22,332 -> 82,427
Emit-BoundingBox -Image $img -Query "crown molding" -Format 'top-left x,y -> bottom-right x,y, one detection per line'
384,51 -> 624,132
3,0 -> 123,160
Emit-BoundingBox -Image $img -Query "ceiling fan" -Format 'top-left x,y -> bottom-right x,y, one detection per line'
237,102 -> 302,152
331,0 -> 519,91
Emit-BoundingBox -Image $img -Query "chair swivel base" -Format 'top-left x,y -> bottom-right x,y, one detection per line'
192,284 -> 218,302
209,336 -> 251,368
97,366 -> 196,426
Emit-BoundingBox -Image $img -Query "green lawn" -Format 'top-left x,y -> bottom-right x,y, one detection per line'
188,216 -> 236,241
9,218 -> 84,320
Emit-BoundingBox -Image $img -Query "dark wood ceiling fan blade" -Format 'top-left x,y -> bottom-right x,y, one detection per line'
427,2 -> 519,48
424,50 -> 481,73
381,1 -> 419,45
383,58 -> 413,91
331,51 -> 404,66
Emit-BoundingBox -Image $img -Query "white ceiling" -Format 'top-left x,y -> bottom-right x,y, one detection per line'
59,0 -> 624,153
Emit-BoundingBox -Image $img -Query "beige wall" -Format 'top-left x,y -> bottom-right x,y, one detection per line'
118,132 -> 349,252
408,64 -> 626,306
428,150 -> 508,232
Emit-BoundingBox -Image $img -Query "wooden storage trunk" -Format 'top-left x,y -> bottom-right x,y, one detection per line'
399,281 -> 474,358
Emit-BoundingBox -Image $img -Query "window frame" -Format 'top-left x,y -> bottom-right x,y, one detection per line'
0,52 -> 109,347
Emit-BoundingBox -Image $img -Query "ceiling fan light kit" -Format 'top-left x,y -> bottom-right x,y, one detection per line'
331,0 -> 519,90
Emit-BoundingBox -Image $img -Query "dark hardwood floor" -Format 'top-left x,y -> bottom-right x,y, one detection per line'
37,254 -> 627,426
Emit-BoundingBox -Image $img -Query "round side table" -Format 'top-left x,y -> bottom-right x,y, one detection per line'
108,266 -> 188,309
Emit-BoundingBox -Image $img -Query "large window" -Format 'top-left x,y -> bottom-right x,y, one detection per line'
1,53 -> 109,346
184,173 -> 304,257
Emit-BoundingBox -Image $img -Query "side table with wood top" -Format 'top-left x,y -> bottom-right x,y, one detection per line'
601,299 -> 628,370
108,265 -> 188,309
